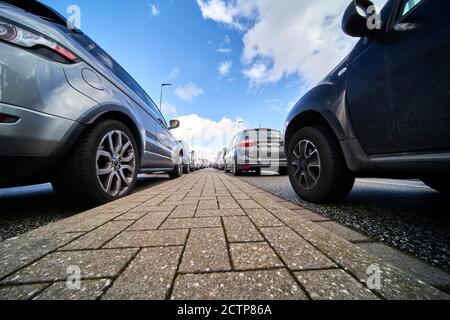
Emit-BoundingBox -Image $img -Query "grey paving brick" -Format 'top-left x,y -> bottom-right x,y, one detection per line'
170,205 -> 197,218
0,232 -> 82,280
141,195 -> 169,206
160,217 -> 222,230
291,209 -> 331,222
261,227 -> 336,271
232,193 -> 251,200
34,279 -> 111,300
171,269 -> 307,300
357,242 -> 450,291
218,198 -> 241,209
142,205 -> 176,212
279,201 -> 301,210
295,269 -> 378,300
237,199 -> 263,209
223,216 -> 264,243
245,209 -> 284,227
179,228 -> 231,273
198,199 -> 219,210
127,211 -> 171,231
60,221 -> 133,251
316,221 -> 371,243
196,209 -> 245,218
284,218 -> 449,300
0,284 -> 48,300
114,210 -> 149,221
230,243 -> 283,271
104,230 -> 188,248
103,247 -> 182,300
2,249 -> 137,284
59,213 -> 124,233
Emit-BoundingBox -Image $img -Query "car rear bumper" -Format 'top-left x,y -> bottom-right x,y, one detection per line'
236,159 -> 287,170
0,102 -> 85,187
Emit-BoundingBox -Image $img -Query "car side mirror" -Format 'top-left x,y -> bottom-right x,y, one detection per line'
169,119 -> 180,130
342,0 -> 376,38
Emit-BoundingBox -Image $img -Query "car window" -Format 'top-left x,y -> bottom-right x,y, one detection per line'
399,0 -> 423,17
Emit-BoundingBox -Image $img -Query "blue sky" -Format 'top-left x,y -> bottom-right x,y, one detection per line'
41,0 -> 386,158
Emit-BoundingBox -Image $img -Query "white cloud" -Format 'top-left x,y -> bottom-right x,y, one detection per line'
242,62 -> 269,83
196,0 -> 256,30
217,48 -> 232,54
172,114 -> 248,160
174,82 -> 205,102
218,60 -> 232,77
169,67 -> 180,80
217,35 -> 232,53
150,4 -> 160,16
161,102 -> 177,118
197,0 -> 388,88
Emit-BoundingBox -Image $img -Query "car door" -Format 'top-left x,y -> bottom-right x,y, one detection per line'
346,0 -> 450,155
385,0 -> 450,152
149,103 -> 178,168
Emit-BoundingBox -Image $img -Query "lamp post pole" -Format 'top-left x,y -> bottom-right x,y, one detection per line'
159,83 -> 172,111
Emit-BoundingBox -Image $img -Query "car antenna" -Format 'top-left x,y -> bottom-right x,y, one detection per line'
259,117 -> 263,128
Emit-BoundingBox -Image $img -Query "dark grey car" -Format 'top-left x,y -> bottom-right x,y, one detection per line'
224,129 -> 287,176
284,0 -> 450,204
0,0 -> 183,205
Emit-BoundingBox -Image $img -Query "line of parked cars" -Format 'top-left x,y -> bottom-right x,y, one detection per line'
1,0 -> 449,208
178,142 -> 210,173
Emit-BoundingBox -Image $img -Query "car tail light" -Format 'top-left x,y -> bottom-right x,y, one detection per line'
238,139 -> 255,148
0,20 -> 77,63
0,113 -> 19,124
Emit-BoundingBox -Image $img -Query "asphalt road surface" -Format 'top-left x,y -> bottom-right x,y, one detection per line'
237,172 -> 450,272
0,174 -> 168,242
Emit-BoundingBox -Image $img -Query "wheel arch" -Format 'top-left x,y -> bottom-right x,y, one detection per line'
77,105 -> 145,163
285,110 -> 340,151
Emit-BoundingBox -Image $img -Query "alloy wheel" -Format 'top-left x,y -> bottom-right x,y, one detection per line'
291,140 -> 321,191
96,130 -> 136,197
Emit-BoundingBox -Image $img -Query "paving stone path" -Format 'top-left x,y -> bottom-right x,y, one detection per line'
0,170 -> 448,300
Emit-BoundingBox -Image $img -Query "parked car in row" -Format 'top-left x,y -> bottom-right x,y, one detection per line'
223,129 -> 288,176
178,141 -> 191,174
213,151 -> 223,169
218,148 -> 227,171
189,151 -> 196,172
0,0 -> 184,205
284,0 -> 450,204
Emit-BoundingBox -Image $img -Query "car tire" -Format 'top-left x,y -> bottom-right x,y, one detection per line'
254,168 -> 262,176
183,163 -> 190,174
169,155 -> 183,180
278,167 -> 288,176
232,160 -> 241,176
287,126 -> 354,204
52,120 -> 139,207
422,177 -> 450,195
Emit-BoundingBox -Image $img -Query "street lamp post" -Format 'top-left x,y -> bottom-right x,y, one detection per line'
187,129 -> 192,146
237,120 -> 244,133
159,83 -> 172,111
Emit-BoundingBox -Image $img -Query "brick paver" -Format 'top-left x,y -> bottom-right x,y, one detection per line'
0,169 -> 448,300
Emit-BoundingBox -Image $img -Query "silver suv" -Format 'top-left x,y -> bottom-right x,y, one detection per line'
224,129 -> 288,176
0,1 -> 183,205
